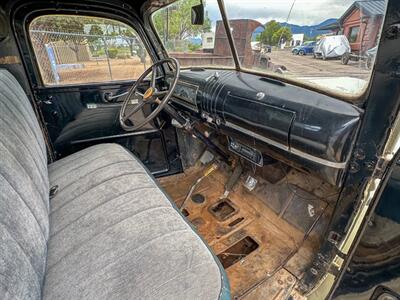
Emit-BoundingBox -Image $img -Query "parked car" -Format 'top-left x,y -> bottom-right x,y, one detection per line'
314,35 -> 351,60
292,41 -> 316,55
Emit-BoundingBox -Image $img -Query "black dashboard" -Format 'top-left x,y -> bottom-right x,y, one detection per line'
170,80 -> 199,112
169,69 -> 362,187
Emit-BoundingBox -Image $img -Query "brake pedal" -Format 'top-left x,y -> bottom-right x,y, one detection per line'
222,163 -> 243,198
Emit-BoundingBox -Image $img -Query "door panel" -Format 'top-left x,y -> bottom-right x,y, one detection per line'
36,81 -> 146,154
24,13 -> 182,176
35,78 -> 182,176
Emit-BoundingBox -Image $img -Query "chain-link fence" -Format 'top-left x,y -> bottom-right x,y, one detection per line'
30,30 -> 152,85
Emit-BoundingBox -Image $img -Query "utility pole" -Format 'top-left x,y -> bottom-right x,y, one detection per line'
279,0 -> 296,49
166,7 -> 169,43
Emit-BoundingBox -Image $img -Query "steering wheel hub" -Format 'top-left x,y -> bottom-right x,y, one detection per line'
143,87 -> 155,100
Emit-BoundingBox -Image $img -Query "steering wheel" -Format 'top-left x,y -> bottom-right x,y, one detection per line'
119,57 -> 180,131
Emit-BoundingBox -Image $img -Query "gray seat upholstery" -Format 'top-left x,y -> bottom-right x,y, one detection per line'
0,69 -> 230,299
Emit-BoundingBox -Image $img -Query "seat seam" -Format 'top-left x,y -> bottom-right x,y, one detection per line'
0,93 -> 43,145
47,205 -> 171,271
48,147 -> 102,170
50,171 -> 145,215
0,173 -> 47,240
0,132 -> 48,190
50,159 -> 141,196
50,185 -> 157,238
0,94 -> 46,161
0,117 -> 47,174
0,222 -> 43,287
148,261 -> 213,298
1,141 -> 49,211
50,150 -> 128,182
92,230 -> 194,285
45,229 -> 192,292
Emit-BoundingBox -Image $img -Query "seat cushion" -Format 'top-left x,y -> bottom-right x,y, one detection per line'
43,143 -> 229,300
0,69 -> 49,299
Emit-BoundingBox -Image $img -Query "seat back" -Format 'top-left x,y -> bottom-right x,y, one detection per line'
0,69 -> 49,299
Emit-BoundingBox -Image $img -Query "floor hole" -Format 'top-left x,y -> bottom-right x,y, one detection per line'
209,199 -> 237,221
228,217 -> 244,227
217,236 -> 259,268
182,208 -> 189,217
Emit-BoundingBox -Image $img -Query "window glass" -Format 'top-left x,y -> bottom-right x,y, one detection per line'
348,26 -> 360,43
223,0 -> 387,97
29,15 -> 152,86
152,0 -> 234,68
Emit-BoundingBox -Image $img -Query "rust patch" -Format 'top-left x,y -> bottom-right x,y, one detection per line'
0,56 -> 20,64
159,164 -> 332,298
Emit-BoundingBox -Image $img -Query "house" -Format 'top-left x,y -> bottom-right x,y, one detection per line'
318,0 -> 386,53
290,33 -> 304,47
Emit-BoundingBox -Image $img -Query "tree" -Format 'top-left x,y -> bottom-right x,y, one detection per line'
31,16 -> 87,61
152,0 -> 212,43
272,27 -> 292,46
259,20 -> 281,45
121,28 -> 138,56
89,24 -> 103,37
88,24 -> 104,53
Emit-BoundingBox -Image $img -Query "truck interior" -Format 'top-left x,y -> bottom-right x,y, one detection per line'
1,0 -> 399,299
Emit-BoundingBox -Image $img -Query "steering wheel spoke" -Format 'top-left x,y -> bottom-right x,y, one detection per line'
153,90 -> 168,97
122,100 -> 145,122
135,90 -> 144,98
151,65 -> 157,89
119,57 -> 180,132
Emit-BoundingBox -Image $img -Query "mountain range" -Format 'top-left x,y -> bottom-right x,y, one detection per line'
280,18 -> 338,37
253,18 -> 338,38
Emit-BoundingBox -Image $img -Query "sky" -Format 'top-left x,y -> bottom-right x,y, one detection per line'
206,0 -> 356,26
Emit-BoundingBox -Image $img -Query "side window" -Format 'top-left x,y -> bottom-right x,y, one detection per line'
348,26 -> 360,43
29,15 -> 152,86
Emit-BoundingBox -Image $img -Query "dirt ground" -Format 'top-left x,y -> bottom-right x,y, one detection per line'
267,49 -> 370,80
55,58 -> 151,85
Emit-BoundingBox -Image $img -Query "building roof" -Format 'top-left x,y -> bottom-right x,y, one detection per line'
319,0 -> 386,31
341,0 -> 386,23
356,0 -> 386,16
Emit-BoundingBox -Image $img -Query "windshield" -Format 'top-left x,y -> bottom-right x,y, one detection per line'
152,0 -> 388,98
152,0 -> 234,69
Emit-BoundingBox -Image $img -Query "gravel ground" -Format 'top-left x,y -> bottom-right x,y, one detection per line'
267,49 -> 370,80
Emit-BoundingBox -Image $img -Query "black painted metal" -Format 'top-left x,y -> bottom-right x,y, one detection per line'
173,69 -> 362,186
332,158 -> 400,298
216,0 -> 240,71
301,0 -> 400,293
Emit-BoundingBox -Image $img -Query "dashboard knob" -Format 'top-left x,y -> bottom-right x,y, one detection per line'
230,141 -> 240,150
256,92 -> 265,100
